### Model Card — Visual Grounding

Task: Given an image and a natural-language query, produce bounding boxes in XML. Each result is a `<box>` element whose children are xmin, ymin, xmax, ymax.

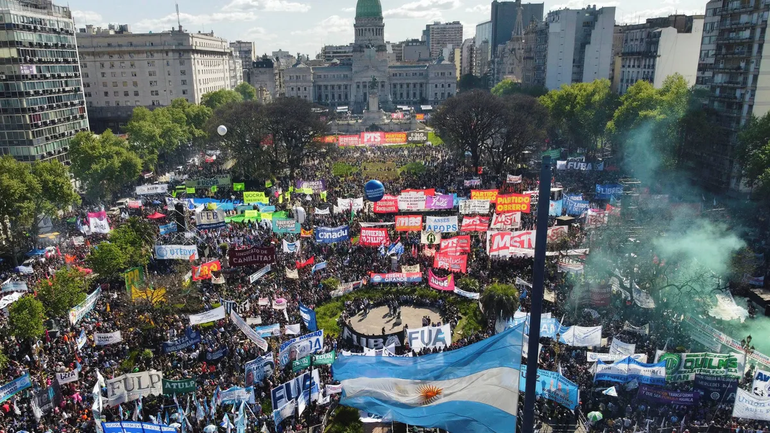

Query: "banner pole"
<box><xmin>522</xmin><ymin>156</ymin><xmax>552</xmax><ymax>433</ymax></box>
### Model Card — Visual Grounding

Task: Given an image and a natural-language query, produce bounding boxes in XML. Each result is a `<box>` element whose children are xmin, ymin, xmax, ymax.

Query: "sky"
<box><xmin>67</xmin><ymin>0</ymin><xmax>707</xmax><ymax>57</ymax></box>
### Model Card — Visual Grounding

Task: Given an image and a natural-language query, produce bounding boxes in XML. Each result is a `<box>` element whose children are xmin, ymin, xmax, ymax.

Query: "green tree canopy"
<box><xmin>267</xmin><ymin>97</ymin><xmax>330</xmax><ymax>180</ymax></box>
<box><xmin>36</xmin><ymin>268</ymin><xmax>87</xmax><ymax>318</ymax></box>
<box><xmin>201</xmin><ymin>89</ymin><xmax>243</xmax><ymax>110</ymax></box>
<box><xmin>737</xmin><ymin>112</ymin><xmax>770</xmax><ymax>196</ymax></box>
<box><xmin>109</xmin><ymin>217</ymin><xmax>155</xmax><ymax>268</ymax></box>
<box><xmin>480</xmin><ymin>282</ymin><xmax>519</xmax><ymax>320</ymax></box>
<box><xmin>207</xmin><ymin>100</ymin><xmax>272</xmax><ymax>179</ymax></box>
<box><xmin>69</xmin><ymin>130</ymin><xmax>142</xmax><ymax>203</ymax></box>
<box><xmin>0</xmin><ymin>156</ymin><xmax>43</xmax><ymax>261</ymax></box>
<box><xmin>539</xmin><ymin>79</ymin><xmax>617</xmax><ymax>157</ymax></box>
<box><xmin>458</xmin><ymin>73</ymin><xmax>488</xmax><ymax>92</ymax></box>
<box><xmin>492</xmin><ymin>79</ymin><xmax>548</xmax><ymax>98</ymax></box>
<box><xmin>30</xmin><ymin>160</ymin><xmax>81</xmax><ymax>233</ymax></box>
<box><xmin>234</xmin><ymin>82</ymin><xmax>257</xmax><ymax>101</ymax></box>
<box><xmin>86</xmin><ymin>242</ymin><xmax>127</xmax><ymax>280</ymax></box>
<box><xmin>9</xmin><ymin>296</ymin><xmax>45</xmax><ymax>340</ymax></box>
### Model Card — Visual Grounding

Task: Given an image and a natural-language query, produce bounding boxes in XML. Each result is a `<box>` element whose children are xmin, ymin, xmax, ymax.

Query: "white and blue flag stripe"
<box><xmin>332</xmin><ymin>323</ymin><xmax>525</xmax><ymax>433</ymax></box>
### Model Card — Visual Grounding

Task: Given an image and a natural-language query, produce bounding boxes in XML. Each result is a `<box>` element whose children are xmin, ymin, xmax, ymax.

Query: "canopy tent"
<box><xmin>26</xmin><ymin>249</ymin><xmax>46</xmax><ymax>257</ymax></box>
<box><xmin>147</xmin><ymin>212</ymin><xmax>167</xmax><ymax>220</ymax></box>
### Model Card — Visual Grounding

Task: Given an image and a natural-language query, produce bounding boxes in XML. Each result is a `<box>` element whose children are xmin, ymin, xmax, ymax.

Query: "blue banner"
<box><xmin>596</xmin><ymin>184</ymin><xmax>623</xmax><ymax>199</ymax></box>
<box><xmin>272</xmin><ymin>218</ymin><xmax>300</xmax><ymax>234</ymax></box>
<box><xmin>299</xmin><ymin>303</ymin><xmax>318</xmax><ymax>332</ymax></box>
<box><xmin>102</xmin><ymin>422</ymin><xmax>177</xmax><ymax>433</ymax></box>
<box><xmin>258</xmin><ymin>204</ymin><xmax>276</xmax><ymax>212</ymax></box>
<box><xmin>161</xmin><ymin>329</ymin><xmax>201</xmax><ymax>354</ymax></box>
<box><xmin>566</xmin><ymin>199</ymin><xmax>590</xmax><ymax>216</ymax></box>
<box><xmin>594</xmin><ymin>357</ymin><xmax>667</xmax><ymax>386</ymax></box>
<box><xmin>254</xmin><ymin>323</ymin><xmax>281</xmax><ymax>337</ymax></box>
<box><xmin>548</xmin><ymin>200</ymin><xmax>563</xmax><ymax>217</ymax></box>
<box><xmin>218</xmin><ymin>386</ymin><xmax>255</xmax><ymax>405</ymax></box>
<box><xmin>0</xmin><ymin>373</ymin><xmax>32</xmax><ymax>404</ymax></box>
<box><xmin>311</xmin><ymin>261</ymin><xmax>327</xmax><ymax>274</ymax></box>
<box><xmin>520</xmin><ymin>365</ymin><xmax>579</xmax><ymax>410</ymax></box>
<box><xmin>159</xmin><ymin>223</ymin><xmax>177</xmax><ymax>235</ymax></box>
<box><xmin>314</xmin><ymin>226</ymin><xmax>350</xmax><ymax>243</ymax></box>
<box><xmin>205</xmin><ymin>347</ymin><xmax>228</xmax><ymax>362</ymax></box>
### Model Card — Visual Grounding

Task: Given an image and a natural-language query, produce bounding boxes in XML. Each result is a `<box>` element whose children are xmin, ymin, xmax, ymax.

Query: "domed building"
<box><xmin>282</xmin><ymin>0</ymin><xmax>457</xmax><ymax>113</ymax></box>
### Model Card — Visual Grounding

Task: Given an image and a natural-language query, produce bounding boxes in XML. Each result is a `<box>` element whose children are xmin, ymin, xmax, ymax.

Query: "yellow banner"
<box><xmin>243</xmin><ymin>191</ymin><xmax>269</xmax><ymax>204</ymax></box>
<box><xmin>260</xmin><ymin>212</ymin><xmax>273</xmax><ymax>221</ymax></box>
<box><xmin>244</xmin><ymin>210</ymin><xmax>260</xmax><ymax>220</ymax></box>
<box><xmin>131</xmin><ymin>286</ymin><xmax>167</xmax><ymax>304</ymax></box>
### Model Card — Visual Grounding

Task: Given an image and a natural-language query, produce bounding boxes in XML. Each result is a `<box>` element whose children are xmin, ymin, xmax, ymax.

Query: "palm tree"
<box><xmin>480</xmin><ymin>282</ymin><xmax>519</xmax><ymax>321</ymax></box>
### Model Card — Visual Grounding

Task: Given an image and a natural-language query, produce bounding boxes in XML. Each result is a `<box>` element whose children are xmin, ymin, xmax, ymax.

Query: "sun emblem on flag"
<box><xmin>418</xmin><ymin>384</ymin><xmax>443</xmax><ymax>405</ymax></box>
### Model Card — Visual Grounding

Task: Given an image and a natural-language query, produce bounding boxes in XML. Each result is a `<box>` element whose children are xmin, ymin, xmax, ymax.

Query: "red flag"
<box><xmin>296</xmin><ymin>256</ymin><xmax>315</xmax><ymax>269</ymax></box>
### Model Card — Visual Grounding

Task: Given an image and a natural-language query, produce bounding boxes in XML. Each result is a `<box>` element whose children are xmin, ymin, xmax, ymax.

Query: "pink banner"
<box><xmin>425</xmin><ymin>194</ymin><xmax>454</xmax><ymax>210</ymax></box>
<box><xmin>440</xmin><ymin>235</ymin><xmax>471</xmax><ymax>255</ymax></box>
<box><xmin>428</xmin><ymin>270</ymin><xmax>455</xmax><ymax>291</ymax></box>
<box><xmin>359</xmin><ymin>228</ymin><xmax>390</xmax><ymax>246</ymax></box>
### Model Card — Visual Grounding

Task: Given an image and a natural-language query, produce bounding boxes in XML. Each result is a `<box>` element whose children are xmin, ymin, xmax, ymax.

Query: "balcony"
<box><xmin>715</xmin><ymin>50</ymin><xmax>753</xmax><ymax>58</ymax></box>
<box><xmin>720</xmin><ymin>20</ymin><xmax>755</xmax><ymax>29</ymax></box>
<box><xmin>719</xmin><ymin>4</ymin><xmax>756</xmax><ymax>15</ymax></box>
<box><xmin>713</xmin><ymin>80</ymin><xmax>747</xmax><ymax>87</ymax></box>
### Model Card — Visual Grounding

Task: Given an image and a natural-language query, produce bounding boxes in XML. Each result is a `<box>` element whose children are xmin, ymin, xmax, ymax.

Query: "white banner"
<box><xmin>587</xmin><ymin>352</ymin><xmax>648</xmax><ymax>363</ymax></box>
<box><xmin>425</xmin><ymin>216</ymin><xmax>458</xmax><ymax>233</ymax></box>
<box><xmin>458</xmin><ymin>199</ymin><xmax>490</xmax><ymax>215</ymax></box>
<box><xmin>734</xmin><ymin>388</ymin><xmax>770</xmax><ymax>421</ymax></box>
<box><xmin>230</xmin><ymin>310</ymin><xmax>268</xmax><ymax>351</ymax></box>
<box><xmin>405</xmin><ymin>324</ymin><xmax>451</xmax><ymax>351</ymax></box>
<box><xmin>420</xmin><ymin>230</ymin><xmax>442</xmax><ymax>245</ymax></box>
<box><xmin>286</xmin><ymin>268</ymin><xmax>299</xmax><ymax>279</ymax></box>
<box><xmin>56</xmin><ymin>370</ymin><xmax>79</xmax><ymax>385</ymax></box>
<box><xmin>401</xmin><ymin>264</ymin><xmax>420</xmax><ymax>273</ymax></box>
<box><xmin>106</xmin><ymin>371</ymin><xmax>163</xmax><ymax>406</ymax></box>
<box><xmin>633</xmin><ymin>285</ymin><xmax>656</xmax><ymax>309</ymax></box>
<box><xmin>753</xmin><ymin>369</ymin><xmax>770</xmax><ymax>397</ymax></box>
<box><xmin>285</xmin><ymin>324</ymin><xmax>301</xmax><ymax>335</ymax></box>
<box><xmin>135</xmin><ymin>184</ymin><xmax>169</xmax><ymax>195</ymax></box>
<box><xmin>325</xmin><ymin>384</ymin><xmax>342</xmax><ymax>395</ymax></box>
<box><xmin>89</xmin><ymin>215</ymin><xmax>111</xmax><ymax>234</ymax></box>
<box><xmin>189</xmin><ymin>306</ymin><xmax>225</xmax><ymax>326</ymax></box>
<box><xmin>154</xmin><ymin>245</ymin><xmax>199</xmax><ymax>260</ymax></box>
<box><xmin>489</xmin><ymin>212</ymin><xmax>521</xmax><ymax>230</ymax></box>
<box><xmin>94</xmin><ymin>331</ymin><xmax>122</xmax><ymax>346</ymax></box>
<box><xmin>195</xmin><ymin>209</ymin><xmax>226</xmax><ymax>228</ymax></box>
<box><xmin>69</xmin><ymin>286</ymin><xmax>101</xmax><ymax>325</ymax></box>
<box><xmin>282</xmin><ymin>240</ymin><xmax>301</xmax><ymax>254</ymax></box>
<box><xmin>559</xmin><ymin>326</ymin><xmax>602</xmax><ymax>347</ymax></box>
<box><xmin>609</xmin><ymin>338</ymin><xmax>636</xmax><ymax>356</ymax></box>
<box><xmin>248</xmin><ymin>265</ymin><xmax>271</xmax><ymax>283</ymax></box>
<box><xmin>397</xmin><ymin>193</ymin><xmax>426</xmax><ymax>211</ymax></box>
<box><xmin>0</xmin><ymin>292</ymin><xmax>24</xmax><ymax>310</ymax></box>
<box><xmin>314</xmin><ymin>207</ymin><xmax>330</xmax><ymax>215</ymax></box>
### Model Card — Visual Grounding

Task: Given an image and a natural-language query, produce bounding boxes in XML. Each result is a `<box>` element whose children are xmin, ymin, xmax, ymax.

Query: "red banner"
<box><xmin>395</xmin><ymin>215</ymin><xmax>423</xmax><ymax>232</ymax></box>
<box><xmin>401</xmin><ymin>188</ymin><xmax>435</xmax><ymax>196</ymax></box>
<box><xmin>360</xmin><ymin>131</ymin><xmax>385</xmax><ymax>145</ymax></box>
<box><xmin>461</xmin><ymin>216</ymin><xmax>489</xmax><ymax>232</ymax></box>
<box><xmin>373</xmin><ymin>197</ymin><xmax>399</xmax><ymax>213</ymax></box>
<box><xmin>428</xmin><ymin>269</ymin><xmax>455</xmax><ymax>291</ymax></box>
<box><xmin>338</xmin><ymin>135</ymin><xmax>360</xmax><ymax>146</ymax></box>
<box><xmin>296</xmin><ymin>256</ymin><xmax>315</xmax><ymax>269</ymax></box>
<box><xmin>496</xmin><ymin>194</ymin><xmax>531</xmax><ymax>213</ymax></box>
<box><xmin>433</xmin><ymin>252</ymin><xmax>467</xmax><ymax>273</ymax></box>
<box><xmin>471</xmin><ymin>189</ymin><xmax>498</xmax><ymax>203</ymax></box>
<box><xmin>360</xmin><ymin>228</ymin><xmax>390</xmax><ymax>246</ymax></box>
<box><xmin>192</xmin><ymin>260</ymin><xmax>221</xmax><ymax>281</ymax></box>
<box><xmin>440</xmin><ymin>235</ymin><xmax>471</xmax><ymax>255</ymax></box>
<box><xmin>489</xmin><ymin>212</ymin><xmax>521</xmax><ymax>230</ymax></box>
<box><xmin>301</xmin><ymin>228</ymin><xmax>313</xmax><ymax>238</ymax></box>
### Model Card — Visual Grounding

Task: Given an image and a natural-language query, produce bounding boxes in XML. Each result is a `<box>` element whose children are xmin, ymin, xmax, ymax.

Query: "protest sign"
<box><xmin>189</xmin><ymin>306</ymin><xmax>225</xmax><ymax>325</ymax></box>
<box><xmin>106</xmin><ymin>371</ymin><xmax>163</xmax><ymax>406</ymax></box>
<box><xmin>228</xmin><ymin>246</ymin><xmax>276</xmax><ymax>267</ymax></box>
<box><xmin>658</xmin><ymin>352</ymin><xmax>745</xmax><ymax>382</ymax></box>
<box><xmin>162</xmin><ymin>378</ymin><xmax>197</xmax><ymax>395</ymax></box>
<box><xmin>405</xmin><ymin>324</ymin><xmax>451</xmax><ymax>350</ymax></box>
<box><xmin>519</xmin><ymin>365</ymin><xmax>579</xmax><ymax>410</ymax></box>
<box><xmin>315</xmin><ymin>226</ymin><xmax>350</xmax><ymax>243</ymax></box>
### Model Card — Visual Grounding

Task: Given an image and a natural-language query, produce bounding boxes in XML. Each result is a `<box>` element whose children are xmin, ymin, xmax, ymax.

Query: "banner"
<box><xmin>278</xmin><ymin>330</ymin><xmax>324</xmax><ymax>366</ymax></box>
<box><xmin>157</xmin><ymin>222</ymin><xmax>177</xmax><ymax>235</ymax></box>
<box><xmin>162</xmin><ymin>378</ymin><xmax>197</xmax><ymax>395</ymax></box>
<box><xmin>369</xmin><ymin>272</ymin><xmax>422</xmax><ymax>284</ymax></box>
<box><xmin>373</xmin><ymin>197</ymin><xmax>399</xmax><ymax>213</ymax></box>
<box><xmin>401</xmin><ymin>264</ymin><xmax>420</xmax><ymax>273</ymax></box>
<box><xmin>587</xmin><ymin>352</ymin><xmax>647</xmax><ymax>363</ymax></box>
<box><xmin>189</xmin><ymin>306</ymin><xmax>225</xmax><ymax>325</ymax></box>
<box><xmin>0</xmin><ymin>374</ymin><xmax>32</xmax><ymax>404</ymax></box>
<box><xmin>637</xmin><ymin>384</ymin><xmax>700</xmax><ymax>406</ymax></box>
<box><xmin>295</xmin><ymin>180</ymin><xmax>326</xmax><ymax>193</ymax></box>
<box><xmin>95</xmin><ymin>331</ymin><xmax>122</xmax><ymax>346</ymax></box>
<box><xmin>245</xmin><ymin>354</ymin><xmax>275</xmax><ymax>386</ymax></box>
<box><xmin>243</xmin><ymin>191</ymin><xmax>269</xmax><ymax>204</ymax></box>
<box><xmin>459</xmin><ymin>199</ymin><xmax>490</xmax><ymax>215</ymax></box>
<box><xmin>439</xmin><ymin>235</ymin><xmax>471</xmax><ymax>255</ymax></box>
<box><xmin>566</xmin><ymin>199</ymin><xmax>590</xmax><ymax>216</ymax></box>
<box><xmin>496</xmin><ymin>194</ymin><xmax>531</xmax><ymax>213</ymax></box>
<box><xmin>254</xmin><ymin>324</ymin><xmax>281</xmax><ymax>337</ymax></box>
<box><xmin>315</xmin><ymin>226</ymin><xmax>349</xmax><ymax>243</ymax></box>
<box><xmin>102</xmin><ymin>422</ymin><xmax>178</xmax><ymax>433</ymax></box>
<box><xmin>609</xmin><ymin>338</ymin><xmax>636</xmax><ymax>357</ymax></box>
<box><xmin>192</xmin><ymin>259</ymin><xmax>221</xmax><ymax>281</ymax></box>
<box><xmin>694</xmin><ymin>374</ymin><xmax>737</xmax><ymax>403</ymax></box>
<box><xmin>271</xmin><ymin>372</ymin><xmax>310</xmax><ymax>411</ymax></box>
<box><xmin>56</xmin><ymin>370</ymin><xmax>78</xmax><ymax>385</ymax></box>
<box><xmin>425</xmin><ymin>216</ymin><xmax>458</xmax><ymax>233</ymax></box>
<box><xmin>507</xmin><ymin>174</ymin><xmax>522</xmax><ymax>184</ymax></box>
<box><xmin>428</xmin><ymin>270</ymin><xmax>455</xmax><ymax>291</ymax></box>
<box><xmin>106</xmin><ymin>371</ymin><xmax>163</xmax><ymax>406</ymax></box>
<box><xmin>658</xmin><ymin>352</ymin><xmax>745</xmax><ymax>382</ymax></box>
<box><xmin>549</xmin><ymin>200</ymin><xmax>563</xmax><ymax>216</ymax></box>
<box><xmin>407</xmin><ymin>131</ymin><xmax>428</xmax><ymax>143</ymax></box>
<box><xmin>230</xmin><ymin>310</ymin><xmax>268</xmax><ymax>351</ymax></box>
<box><xmin>331</xmin><ymin>280</ymin><xmax>364</xmax><ymax>297</ymax></box>
<box><xmin>463</xmin><ymin>178</ymin><xmax>481</xmax><ymax>187</ymax></box>
<box><xmin>272</xmin><ymin>218</ymin><xmax>300</xmax><ymax>234</ymax></box>
<box><xmin>312</xmin><ymin>351</ymin><xmax>336</xmax><ymax>365</ymax></box>
<box><xmin>594</xmin><ymin>357</ymin><xmax>667</xmax><ymax>385</ymax></box>
<box><xmin>359</xmin><ymin>228</ymin><xmax>390</xmax><ymax>246</ymax></box>
<box><xmin>421</xmin><ymin>230</ymin><xmax>442</xmax><ymax>245</ymax></box>
<box><xmin>292</xmin><ymin>356</ymin><xmax>312</xmax><ymax>373</ymax></box>
<box><xmin>228</xmin><ymin>246</ymin><xmax>276</xmax><ymax>267</ymax></box>
<box><xmin>218</xmin><ymin>386</ymin><xmax>255</xmax><ymax>406</ymax></box>
<box><xmin>339</xmin><ymin>135</ymin><xmax>361</xmax><ymax>147</ymax></box>
<box><xmin>461</xmin><ymin>215</ymin><xmax>489</xmax><ymax>232</ymax></box>
<box><xmin>405</xmin><ymin>324</ymin><xmax>451</xmax><ymax>350</ymax></box>
<box><xmin>154</xmin><ymin>245</ymin><xmax>198</xmax><ymax>260</ymax></box>
<box><xmin>596</xmin><ymin>184</ymin><xmax>623</xmax><ymax>199</ymax></box>
<box><xmin>135</xmin><ymin>184</ymin><xmax>169</xmax><ymax>195</ymax></box>
<box><xmin>454</xmin><ymin>287</ymin><xmax>480</xmax><ymax>300</ymax></box>
<box><xmin>425</xmin><ymin>194</ymin><xmax>454</xmax><ymax>210</ymax></box>
<box><xmin>489</xmin><ymin>212</ymin><xmax>521</xmax><ymax>230</ymax></box>
<box><xmin>186</xmin><ymin>174</ymin><xmax>231</xmax><ymax>189</ymax></box>
<box><xmin>733</xmin><ymin>388</ymin><xmax>770</xmax><ymax>421</ymax></box>
<box><xmin>754</xmin><ymin>370</ymin><xmax>770</xmax><ymax>397</ymax></box>
<box><xmin>360</xmin><ymin>131</ymin><xmax>385</xmax><ymax>145</ymax></box>
<box><xmin>684</xmin><ymin>315</ymin><xmax>770</xmax><ymax>369</ymax></box>
<box><xmin>299</xmin><ymin>303</ymin><xmax>318</xmax><ymax>332</ymax></box>
<box><xmin>471</xmin><ymin>189</ymin><xmax>498</xmax><ymax>203</ymax></box>
<box><xmin>286</xmin><ymin>268</ymin><xmax>299</xmax><ymax>280</ymax></box>
<box><xmin>398</xmin><ymin>193</ymin><xmax>426</xmax><ymax>211</ymax></box>
<box><xmin>162</xmin><ymin>330</ymin><xmax>201</xmax><ymax>354</ymax></box>
<box><xmin>433</xmin><ymin>252</ymin><xmax>467</xmax><ymax>273</ymax></box>
<box><xmin>69</xmin><ymin>286</ymin><xmax>101</xmax><ymax>325</ymax></box>
<box><xmin>519</xmin><ymin>365</ymin><xmax>579</xmax><ymax>410</ymax></box>
<box><xmin>559</xmin><ymin>325</ymin><xmax>602</xmax><ymax>347</ymax></box>
<box><xmin>88</xmin><ymin>211</ymin><xmax>111</xmax><ymax>234</ymax></box>
<box><xmin>395</xmin><ymin>215</ymin><xmax>423</xmax><ymax>231</ymax></box>
<box><xmin>340</xmin><ymin>324</ymin><xmax>404</xmax><ymax>349</ymax></box>
<box><xmin>282</xmin><ymin>240</ymin><xmax>301</xmax><ymax>255</ymax></box>
<box><xmin>195</xmin><ymin>209</ymin><xmax>226</xmax><ymax>230</ymax></box>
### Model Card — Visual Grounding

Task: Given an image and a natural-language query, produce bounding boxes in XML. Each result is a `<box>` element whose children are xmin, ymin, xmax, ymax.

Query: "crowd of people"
<box><xmin>0</xmin><ymin>144</ymin><xmax>766</xmax><ymax>433</ymax></box>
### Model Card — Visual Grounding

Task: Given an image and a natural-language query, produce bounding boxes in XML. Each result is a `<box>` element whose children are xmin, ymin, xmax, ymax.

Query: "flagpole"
<box><xmin>522</xmin><ymin>156</ymin><xmax>552</xmax><ymax>433</ymax></box>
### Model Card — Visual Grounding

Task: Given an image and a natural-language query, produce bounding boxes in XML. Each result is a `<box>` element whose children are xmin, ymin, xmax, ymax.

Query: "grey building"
<box><xmin>249</xmin><ymin>55</ymin><xmax>276</xmax><ymax>103</ymax></box>
<box><xmin>0</xmin><ymin>0</ymin><xmax>89</xmax><ymax>163</ymax></box>
<box><xmin>490</xmin><ymin>0</ymin><xmax>544</xmax><ymax>52</ymax></box>
<box><xmin>424</xmin><ymin>21</ymin><xmax>463</xmax><ymax>59</ymax></box>
<box><xmin>402</xmin><ymin>39</ymin><xmax>430</xmax><ymax>62</ymax></box>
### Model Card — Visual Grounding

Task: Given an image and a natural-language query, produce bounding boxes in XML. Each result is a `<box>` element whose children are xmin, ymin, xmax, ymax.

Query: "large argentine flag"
<box><xmin>332</xmin><ymin>323</ymin><xmax>524</xmax><ymax>433</ymax></box>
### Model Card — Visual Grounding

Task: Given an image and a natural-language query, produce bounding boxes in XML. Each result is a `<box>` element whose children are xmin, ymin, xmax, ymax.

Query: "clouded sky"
<box><xmin>68</xmin><ymin>0</ymin><xmax>707</xmax><ymax>57</ymax></box>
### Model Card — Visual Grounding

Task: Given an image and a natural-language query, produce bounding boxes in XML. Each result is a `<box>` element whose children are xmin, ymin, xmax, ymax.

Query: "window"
<box><xmin>151</xmin><ymin>90</ymin><xmax>159</xmax><ymax>96</ymax></box>
<box><xmin>101</xmin><ymin>72</ymin><xmax>106</xmax><ymax>78</ymax></box>
<box><xmin>179</xmin><ymin>60</ymin><xmax>185</xmax><ymax>65</ymax></box>
<box><xmin>131</xmin><ymin>72</ymin><xmax>137</xmax><ymax>77</ymax></box>
<box><xmin>148</xmin><ymin>71</ymin><xmax>157</xmax><ymax>77</ymax></box>
<box><xmin>132</xmin><ymin>81</ymin><xmax>138</xmax><ymax>87</ymax></box>
<box><xmin>180</xmin><ymin>70</ymin><xmax>186</xmax><ymax>76</ymax></box>
<box><xmin>135</xmin><ymin>100</ymin><xmax>141</xmax><ymax>105</ymax></box>
<box><xmin>115</xmin><ymin>101</ymin><xmax>120</xmax><ymax>106</ymax></box>
<box><xmin>152</xmin><ymin>99</ymin><xmax>160</xmax><ymax>105</ymax></box>
<box><xmin>103</xmin><ymin>91</ymin><xmax>108</xmax><ymax>97</ymax></box>
<box><xmin>147</xmin><ymin>61</ymin><xmax>156</xmax><ymax>67</ymax></box>
<box><xmin>125</xmin><ymin>101</ymin><xmax>131</xmax><ymax>106</ymax></box>
<box><xmin>121</xmin><ymin>72</ymin><xmax>127</xmax><ymax>77</ymax></box>
<box><xmin>83</xmin><ymin>72</ymin><xmax>89</xmax><ymax>78</ymax></box>
<box><xmin>134</xmin><ymin>91</ymin><xmax>139</xmax><ymax>96</ymax></box>
<box><xmin>112</xmin><ymin>82</ymin><xmax>118</xmax><ymax>87</ymax></box>
<box><xmin>130</xmin><ymin>61</ymin><xmax>136</xmax><ymax>68</ymax></box>
<box><xmin>120</xmin><ymin>62</ymin><xmax>125</xmax><ymax>68</ymax></box>
<box><xmin>122</xmin><ymin>81</ymin><xmax>127</xmax><ymax>87</ymax></box>
<box><xmin>181</xmin><ymin>80</ymin><xmax>187</xmax><ymax>85</ymax></box>
<box><xmin>124</xmin><ymin>91</ymin><xmax>129</xmax><ymax>96</ymax></box>
<box><xmin>85</xmin><ymin>92</ymin><xmax>92</xmax><ymax>97</ymax></box>
<box><xmin>182</xmin><ymin>89</ymin><xmax>188</xmax><ymax>95</ymax></box>
<box><xmin>113</xmin><ymin>91</ymin><xmax>119</xmax><ymax>96</ymax></box>
<box><xmin>109</xmin><ymin>62</ymin><xmax>115</xmax><ymax>68</ymax></box>
<box><xmin>105</xmin><ymin>101</ymin><xmax>110</xmax><ymax>106</ymax></box>
<box><xmin>102</xmin><ymin>82</ymin><xmax>107</xmax><ymax>87</ymax></box>
<box><xmin>149</xmin><ymin>81</ymin><xmax>158</xmax><ymax>87</ymax></box>
<box><xmin>167</xmin><ymin>70</ymin><xmax>171</xmax><ymax>76</ymax></box>
<box><xmin>99</xmin><ymin>62</ymin><xmax>105</xmax><ymax>68</ymax></box>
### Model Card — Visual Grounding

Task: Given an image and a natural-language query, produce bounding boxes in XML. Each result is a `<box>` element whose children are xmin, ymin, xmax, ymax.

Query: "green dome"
<box><xmin>356</xmin><ymin>0</ymin><xmax>383</xmax><ymax>18</ymax></box>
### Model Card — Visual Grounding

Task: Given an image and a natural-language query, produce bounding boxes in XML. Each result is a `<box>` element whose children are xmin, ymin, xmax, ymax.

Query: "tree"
<box><xmin>29</xmin><ymin>160</ymin><xmax>81</xmax><ymax>237</ymax></box>
<box><xmin>737</xmin><ymin>112</ymin><xmax>770</xmax><ymax>196</ymax></box>
<box><xmin>207</xmin><ymin>100</ymin><xmax>273</xmax><ymax>179</ymax></box>
<box><xmin>0</xmin><ymin>156</ymin><xmax>42</xmax><ymax>263</ymax></box>
<box><xmin>266</xmin><ymin>97</ymin><xmax>330</xmax><ymax>180</ymax></box>
<box><xmin>458</xmin><ymin>73</ymin><xmax>489</xmax><ymax>92</ymax></box>
<box><xmin>234</xmin><ymin>82</ymin><xmax>257</xmax><ymax>101</ymax></box>
<box><xmin>69</xmin><ymin>130</ymin><xmax>142</xmax><ymax>203</ymax></box>
<box><xmin>36</xmin><ymin>268</ymin><xmax>87</xmax><ymax>318</ymax></box>
<box><xmin>109</xmin><ymin>217</ymin><xmax>155</xmax><ymax>268</ymax></box>
<box><xmin>491</xmin><ymin>79</ymin><xmax>548</xmax><ymax>98</ymax></box>
<box><xmin>86</xmin><ymin>242</ymin><xmax>127</xmax><ymax>280</ymax></box>
<box><xmin>9</xmin><ymin>296</ymin><xmax>45</xmax><ymax>340</ymax></box>
<box><xmin>431</xmin><ymin>90</ymin><xmax>507</xmax><ymax>169</ymax></box>
<box><xmin>201</xmin><ymin>89</ymin><xmax>243</xmax><ymax>110</ymax></box>
<box><xmin>539</xmin><ymin>79</ymin><xmax>617</xmax><ymax>157</ymax></box>
<box><xmin>480</xmin><ymin>283</ymin><xmax>519</xmax><ymax>321</ymax></box>
<box><xmin>483</xmin><ymin>94</ymin><xmax>549</xmax><ymax>176</ymax></box>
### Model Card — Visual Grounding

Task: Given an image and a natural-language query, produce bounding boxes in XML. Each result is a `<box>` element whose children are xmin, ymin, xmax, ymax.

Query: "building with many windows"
<box><xmin>0</xmin><ymin>0</ymin><xmax>89</xmax><ymax>162</ymax></box>
<box><xmin>424</xmin><ymin>21</ymin><xmax>463</xmax><ymax>59</ymax></box>
<box><xmin>77</xmin><ymin>25</ymin><xmax>239</xmax><ymax>132</ymax></box>
<box><xmin>282</xmin><ymin>0</ymin><xmax>456</xmax><ymax>111</ymax></box>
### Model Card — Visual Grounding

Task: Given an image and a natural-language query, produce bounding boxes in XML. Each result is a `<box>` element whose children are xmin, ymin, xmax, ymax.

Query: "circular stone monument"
<box><xmin>349</xmin><ymin>305</ymin><xmax>441</xmax><ymax>334</ymax></box>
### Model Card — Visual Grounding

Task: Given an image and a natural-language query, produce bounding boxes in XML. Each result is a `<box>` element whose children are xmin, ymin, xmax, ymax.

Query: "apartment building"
<box><xmin>424</xmin><ymin>21</ymin><xmax>463</xmax><ymax>59</ymax></box>
<box><xmin>77</xmin><ymin>25</ymin><xmax>239</xmax><ymax>132</ymax></box>
<box><xmin>0</xmin><ymin>0</ymin><xmax>89</xmax><ymax>162</ymax></box>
